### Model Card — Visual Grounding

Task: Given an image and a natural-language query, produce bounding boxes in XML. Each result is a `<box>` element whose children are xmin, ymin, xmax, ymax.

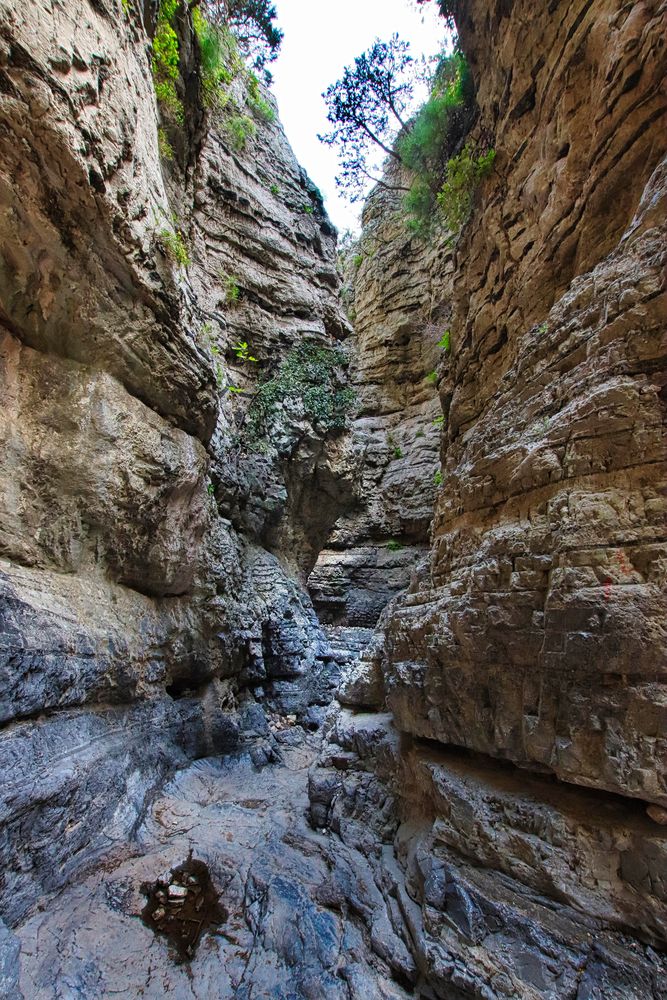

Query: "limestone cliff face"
<box><xmin>1</xmin><ymin>0</ymin><xmax>666</xmax><ymax>996</ymax></box>
<box><xmin>312</xmin><ymin>1</ymin><xmax>667</xmax><ymax>996</ymax></box>
<box><xmin>382</xmin><ymin>0</ymin><xmax>667</xmax><ymax>807</ymax></box>
<box><xmin>0</xmin><ymin>0</ymin><xmax>353</xmax><ymax>922</ymax></box>
<box><xmin>308</xmin><ymin>169</ymin><xmax>448</xmax><ymax>629</ymax></box>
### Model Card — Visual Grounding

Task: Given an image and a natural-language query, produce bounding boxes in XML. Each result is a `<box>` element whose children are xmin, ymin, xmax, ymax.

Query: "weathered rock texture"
<box><xmin>311</xmin><ymin>711</ymin><xmax>667</xmax><ymax>1000</ymax></box>
<box><xmin>317</xmin><ymin>0</ymin><xmax>667</xmax><ymax>996</ymax></box>
<box><xmin>384</xmin><ymin>0</ymin><xmax>667</xmax><ymax>804</ymax></box>
<box><xmin>0</xmin><ymin>0</ymin><xmax>354</xmax><ymax>931</ymax></box>
<box><xmin>1</xmin><ymin>0</ymin><xmax>666</xmax><ymax>997</ymax></box>
<box><xmin>308</xmin><ymin>173</ymin><xmax>448</xmax><ymax>629</ymax></box>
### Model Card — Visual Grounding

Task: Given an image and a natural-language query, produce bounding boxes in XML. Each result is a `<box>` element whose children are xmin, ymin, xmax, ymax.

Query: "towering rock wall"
<box><xmin>383</xmin><ymin>0</ymin><xmax>667</xmax><ymax>805</ymax></box>
<box><xmin>308</xmin><ymin>169</ymin><xmax>447</xmax><ymax>630</ymax></box>
<box><xmin>313</xmin><ymin>1</ymin><xmax>667</xmax><ymax>996</ymax></box>
<box><xmin>0</xmin><ymin>0</ymin><xmax>353</xmax><ymax>922</ymax></box>
<box><xmin>1</xmin><ymin>0</ymin><xmax>665</xmax><ymax>996</ymax></box>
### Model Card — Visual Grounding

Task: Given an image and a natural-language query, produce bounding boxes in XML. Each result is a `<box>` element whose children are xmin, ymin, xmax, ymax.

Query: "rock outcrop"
<box><xmin>383</xmin><ymin>0</ymin><xmax>667</xmax><ymax>806</ymax></box>
<box><xmin>308</xmin><ymin>175</ymin><xmax>447</xmax><ymax>630</ymax></box>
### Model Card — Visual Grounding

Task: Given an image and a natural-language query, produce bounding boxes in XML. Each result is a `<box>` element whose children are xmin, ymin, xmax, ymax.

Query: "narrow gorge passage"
<box><xmin>1</xmin><ymin>0</ymin><xmax>666</xmax><ymax>998</ymax></box>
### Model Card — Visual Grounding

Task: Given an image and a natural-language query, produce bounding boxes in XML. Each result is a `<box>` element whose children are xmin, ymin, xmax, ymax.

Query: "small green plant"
<box><xmin>352</xmin><ymin>253</ymin><xmax>364</xmax><ymax>269</ymax></box>
<box><xmin>157</xmin><ymin>126</ymin><xmax>174</xmax><ymax>160</ymax></box>
<box><xmin>437</xmin><ymin>330</ymin><xmax>451</xmax><ymax>352</ymax></box>
<box><xmin>433</xmin><ymin>415</ymin><xmax>445</xmax><ymax>428</ymax></box>
<box><xmin>221</xmin><ymin>273</ymin><xmax>241</xmax><ymax>305</ymax></box>
<box><xmin>403</xmin><ymin>177</ymin><xmax>435</xmax><ymax>237</ymax></box>
<box><xmin>393</xmin><ymin>446</ymin><xmax>403</xmax><ymax>459</ymax></box>
<box><xmin>233</xmin><ymin>340</ymin><xmax>257</xmax><ymax>362</ymax></box>
<box><xmin>303</xmin><ymin>205</ymin><xmax>315</xmax><ymax>215</ymax></box>
<box><xmin>434</xmin><ymin>470</ymin><xmax>443</xmax><ymax>487</ymax></box>
<box><xmin>152</xmin><ymin>0</ymin><xmax>184</xmax><ymax>123</ymax></box>
<box><xmin>199</xmin><ymin>321</ymin><xmax>225</xmax><ymax>382</ymax></box>
<box><xmin>387</xmin><ymin>539</ymin><xmax>404</xmax><ymax>552</ymax></box>
<box><xmin>426</xmin><ymin>370</ymin><xmax>438</xmax><ymax>384</ymax></box>
<box><xmin>415</xmin><ymin>429</ymin><xmax>425</xmax><ymax>438</ymax></box>
<box><xmin>206</xmin><ymin>482</ymin><xmax>215</xmax><ymax>496</ymax></box>
<box><xmin>537</xmin><ymin>322</ymin><xmax>548</xmax><ymax>335</ymax></box>
<box><xmin>437</xmin><ymin>144</ymin><xmax>496</xmax><ymax>232</ymax></box>
<box><xmin>200</xmin><ymin>321</ymin><xmax>218</xmax><ymax>351</ymax></box>
<box><xmin>270</xmin><ymin>183</ymin><xmax>280</xmax><ymax>195</ymax></box>
<box><xmin>121</xmin><ymin>0</ymin><xmax>130</xmax><ymax>12</ymax></box>
<box><xmin>225</xmin><ymin>113</ymin><xmax>256</xmax><ymax>150</ymax></box>
<box><xmin>227</xmin><ymin>385</ymin><xmax>246</xmax><ymax>394</ymax></box>
<box><xmin>247</xmin><ymin>72</ymin><xmax>276</xmax><ymax>121</ymax></box>
<box><xmin>158</xmin><ymin>227</ymin><xmax>189</xmax><ymax>267</ymax></box>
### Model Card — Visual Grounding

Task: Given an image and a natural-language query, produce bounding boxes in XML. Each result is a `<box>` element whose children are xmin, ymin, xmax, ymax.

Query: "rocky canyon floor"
<box><xmin>10</xmin><ymin>719</ymin><xmax>412</xmax><ymax>1000</ymax></box>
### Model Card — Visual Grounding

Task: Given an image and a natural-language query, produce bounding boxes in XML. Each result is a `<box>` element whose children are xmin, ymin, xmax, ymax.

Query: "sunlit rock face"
<box><xmin>382</xmin><ymin>0</ymin><xmax>667</xmax><ymax>805</ymax></box>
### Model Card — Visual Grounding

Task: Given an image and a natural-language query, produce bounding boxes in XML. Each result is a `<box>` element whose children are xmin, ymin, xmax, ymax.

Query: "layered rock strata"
<box><xmin>0</xmin><ymin>0</ymin><xmax>666</xmax><ymax>997</ymax></box>
<box><xmin>383</xmin><ymin>0</ymin><xmax>667</xmax><ymax>803</ymax></box>
<box><xmin>308</xmin><ymin>175</ymin><xmax>449</xmax><ymax>630</ymax></box>
<box><xmin>0</xmin><ymin>0</ymin><xmax>354</xmax><ymax>925</ymax></box>
<box><xmin>313</xmin><ymin>0</ymin><xmax>667</xmax><ymax>996</ymax></box>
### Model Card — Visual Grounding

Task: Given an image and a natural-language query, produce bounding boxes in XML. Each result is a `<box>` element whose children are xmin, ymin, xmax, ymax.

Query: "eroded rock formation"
<box><xmin>0</xmin><ymin>0</ymin><xmax>665</xmax><ymax>998</ymax></box>
<box><xmin>0</xmin><ymin>0</ymin><xmax>354</xmax><ymax>931</ymax></box>
<box><xmin>312</xmin><ymin>1</ymin><xmax>667</xmax><ymax>997</ymax></box>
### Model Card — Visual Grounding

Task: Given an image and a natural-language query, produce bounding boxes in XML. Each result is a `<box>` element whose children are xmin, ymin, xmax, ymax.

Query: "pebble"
<box><xmin>168</xmin><ymin>884</ymin><xmax>188</xmax><ymax>900</ymax></box>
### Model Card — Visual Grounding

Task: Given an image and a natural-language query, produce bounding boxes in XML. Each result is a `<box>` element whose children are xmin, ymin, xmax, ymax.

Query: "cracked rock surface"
<box><xmin>11</xmin><ymin>732</ymin><xmax>411</xmax><ymax>1000</ymax></box>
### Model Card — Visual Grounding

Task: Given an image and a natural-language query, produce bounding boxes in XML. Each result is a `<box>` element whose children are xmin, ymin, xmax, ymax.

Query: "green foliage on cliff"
<box><xmin>152</xmin><ymin>0</ymin><xmax>278</xmax><ymax>151</ymax></box>
<box><xmin>320</xmin><ymin>32</ymin><xmax>497</xmax><ymax>238</ymax></box>
<box><xmin>226</xmin><ymin>113</ymin><xmax>257</xmax><ymax>148</ymax></box>
<box><xmin>157</xmin><ymin>126</ymin><xmax>174</xmax><ymax>160</ymax></box>
<box><xmin>194</xmin><ymin>10</ymin><xmax>242</xmax><ymax>105</ymax></box>
<box><xmin>398</xmin><ymin>53</ymin><xmax>470</xmax><ymax>174</ymax></box>
<box><xmin>152</xmin><ymin>0</ymin><xmax>184</xmax><ymax>123</ymax></box>
<box><xmin>221</xmin><ymin>272</ymin><xmax>241</xmax><ymax>304</ymax></box>
<box><xmin>201</xmin><ymin>0</ymin><xmax>283</xmax><ymax>78</ymax></box>
<box><xmin>437</xmin><ymin>143</ymin><xmax>495</xmax><ymax>230</ymax></box>
<box><xmin>233</xmin><ymin>340</ymin><xmax>257</xmax><ymax>362</ymax></box>
<box><xmin>399</xmin><ymin>51</ymin><xmax>477</xmax><ymax>235</ymax></box>
<box><xmin>319</xmin><ymin>35</ymin><xmax>414</xmax><ymax>202</ymax></box>
<box><xmin>192</xmin><ymin>8</ymin><xmax>274</xmax><ymax>151</ymax></box>
<box><xmin>158</xmin><ymin>226</ymin><xmax>189</xmax><ymax>267</ymax></box>
<box><xmin>244</xmin><ymin>343</ymin><xmax>356</xmax><ymax>448</ymax></box>
<box><xmin>247</xmin><ymin>71</ymin><xmax>275</xmax><ymax>121</ymax></box>
<box><xmin>437</xmin><ymin>330</ymin><xmax>451</xmax><ymax>351</ymax></box>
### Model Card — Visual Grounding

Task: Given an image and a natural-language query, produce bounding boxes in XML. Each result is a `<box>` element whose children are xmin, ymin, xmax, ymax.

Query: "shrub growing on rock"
<box><xmin>152</xmin><ymin>0</ymin><xmax>184</xmax><ymax>122</ymax></box>
<box><xmin>158</xmin><ymin>226</ymin><xmax>189</xmax><ymax>267</ymax></box>
<box><xmin>437</xmin><ymin>143</ymin><xmax>496</xmax><ymax>230</ymax></box>
<box><xmin>244</xmin><ymin>343</ymin><xmax>356</xmax><ymax>449</ymax></box>
<box><xmin>398</xmin><ymin>51</ymin><xmax>476</xmax><ymax>234</ymax></box>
